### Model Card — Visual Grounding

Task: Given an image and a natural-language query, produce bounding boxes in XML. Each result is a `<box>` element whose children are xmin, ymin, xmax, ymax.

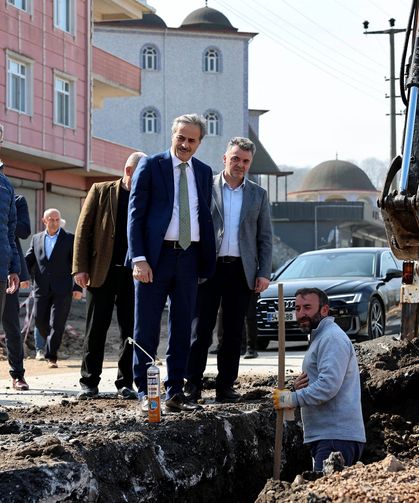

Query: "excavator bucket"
<box><xmin>378</xmin><ymin>155</ymin><xmax>419</xmax><ymax>260</ymax></box>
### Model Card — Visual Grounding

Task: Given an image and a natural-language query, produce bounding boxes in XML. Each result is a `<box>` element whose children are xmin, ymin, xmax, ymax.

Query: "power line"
<box><xmin>215</xmin><ymin>0</ymin><xmax>384</xmax><ymax>102</ymax></box>
<box><xmin>247</xmin><ymin>0</ymin><xmax>381</xmax><ymax>78</ymax></box>
<box><xmin>279</xmin><ymin>0</ymin><xmax>384</xmax><ymax>69</ymax></box>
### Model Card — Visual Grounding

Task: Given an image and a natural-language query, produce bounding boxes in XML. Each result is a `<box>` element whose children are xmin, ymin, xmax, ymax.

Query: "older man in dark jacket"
<box><xmin>73</xmin><ymin>151</ymin><xmax>146</xmax><ymax>400</ymax></box>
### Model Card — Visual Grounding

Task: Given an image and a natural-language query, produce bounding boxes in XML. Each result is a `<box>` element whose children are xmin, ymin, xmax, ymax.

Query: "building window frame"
<box><xmin>8</xmin><ymin>0</ymin><xmax>31</xmax><ymax>13</ymax></box>
<box><xmin>6</xmin><ymin>53</ymin><xmax>33</xmax><ymax>115</ymax></box>
<box><xmin>141</xmin><ymin>45</ymin><xmax>159</xmax><ymax>71</ymax></box>
<box><xmin>203</xmin><ymin>47</ymin><xmax>222</xmax><ymax>73</ymax></box>
<box><xmin>204</xmin><ymin>110</ymin><xmax>221</xmax><ymax>136</ymax></box>
<box><xmin>54</xmin><ymin>73</ymin><xmax>76</xmax><ymax>128</ymax></box>
<box><xmin>141</xmin><ymin>108</ymin><xmax>160</xmax><ymax>134</ymax></box>
<box><xmin>54</xmin><ymin>0</ymin><xmax>74</xmax><ymax>34</ymax></box>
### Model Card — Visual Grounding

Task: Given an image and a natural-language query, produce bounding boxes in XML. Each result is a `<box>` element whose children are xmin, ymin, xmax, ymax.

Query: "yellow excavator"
<box><xmin>378</xmin><ymin>0</ymin><xmax>419</xmax><ymax>339</ymax></box>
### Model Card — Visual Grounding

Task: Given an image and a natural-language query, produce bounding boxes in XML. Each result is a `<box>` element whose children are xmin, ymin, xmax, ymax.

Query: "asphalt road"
<box><xmin>0</xmin><ymin>344</ymin><xmax>305</xmax><ymax>408</ymax></box>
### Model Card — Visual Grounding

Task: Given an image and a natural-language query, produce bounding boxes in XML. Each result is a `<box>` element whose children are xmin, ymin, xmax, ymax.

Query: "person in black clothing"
<box><xmin>73</xmin><ymin>152</ymin><xmax>146</xmax><ymax>400</ymax></box>
<box><xmin>2</xmin><ymin>191</ymin><xmax>31</xmax><ymax>389</ymax></box>
<box><xmin>25</xmin><ymin>208</ymin><xmax>82</xmax><ymax>368</ymax></box>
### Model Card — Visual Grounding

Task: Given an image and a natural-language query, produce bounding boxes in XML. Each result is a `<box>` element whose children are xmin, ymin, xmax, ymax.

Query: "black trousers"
<box><xmin>80</xmin><ymin>266</ymin><xmax>134</xmax><ymax>390</ymax></box>
<box><xmin>187</xmin><ymin>258</ymin><xmax>252</xmax><ymax>391</ymax></box>
<box><xmin>35</xmin><ymin>291</ymin><xmax>72</xmax><ymax>361</ymax></box>
<box><xmin>2</xmin><ymin>289</ymin><xmax>25</xmax><ymax>378</ymax></box>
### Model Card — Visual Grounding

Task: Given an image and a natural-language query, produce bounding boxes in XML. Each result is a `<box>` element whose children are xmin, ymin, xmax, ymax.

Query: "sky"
<box><xmin>147</xmin><ymin>0</ymin><xmax>412</xmax><ymax>169</ymax></box>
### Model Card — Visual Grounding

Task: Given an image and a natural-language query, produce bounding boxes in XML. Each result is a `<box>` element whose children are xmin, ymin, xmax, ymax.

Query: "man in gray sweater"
<box><xmin>274</xmin><ymin>287</ymin><xmax>365</xmax><ymax>472</ymax></box>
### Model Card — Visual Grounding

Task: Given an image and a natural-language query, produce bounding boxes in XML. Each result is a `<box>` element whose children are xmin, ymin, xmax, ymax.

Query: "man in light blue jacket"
<box><xmin>274</xmin><ymin>287</ymin><xmax>366</xmax><ymax>472</ymax></box>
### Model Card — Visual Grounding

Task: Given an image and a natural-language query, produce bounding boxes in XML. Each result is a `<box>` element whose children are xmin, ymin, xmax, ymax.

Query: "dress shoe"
<box><xmin>12</xmin><ymin>378</ymin><xmax>29</xmax><ymax>391</ymax></box>
<box><xmin>243</xmin><ymin>349</ymin><xmax>258</xmax><ymax>359</ymax></box>
<box><xmin>35</xmin><ymin>349</ymin><xmax>45</xmax><ymax>361</ymax></box>
<box><xmin>77</xmin><ymin>385</ymin><xmax>99</xmax><ymax>400</ymax></box>
<box><xmin>216</xmin><ymin>387</ymin><xmax>241</xmax><ymax>402</ymax></box>
<box><xmin>117</xmin><ymin>387</ymin><xmax>138</xmax><ymax>400</ymax></box>
<box><xmin>47</xmin><ymin>360</ymin><xmax>58</xmax><ymax>369</ymax></box>
<box><xmin>184</xmin><ymin>382</ymin><xmax>202</xmax><ymax>402</ymax></box>
<box><xmin>165</xmin><ymin>393</ymin><xmax>203</xmax><ymax>413</ymax></box>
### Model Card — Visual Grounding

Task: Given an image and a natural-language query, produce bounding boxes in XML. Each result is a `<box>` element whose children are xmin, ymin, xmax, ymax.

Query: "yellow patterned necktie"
<box><xmin>178</xmin><ymin>163</ymin><xmax>191</xmax><ymax>250</ymax></box>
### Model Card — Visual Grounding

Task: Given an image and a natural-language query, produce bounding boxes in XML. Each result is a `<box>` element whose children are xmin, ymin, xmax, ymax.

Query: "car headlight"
<box><xmin>328</xmin><ymin>293</ymin><xmax>363</xmax><ymax>304</ymax></box>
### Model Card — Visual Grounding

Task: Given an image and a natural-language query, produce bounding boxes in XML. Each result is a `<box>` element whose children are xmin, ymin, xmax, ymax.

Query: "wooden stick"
<box><xmin>273</xmin><ymin>283</ymin><xmax>286</xmax><ymax>480</ymax></box>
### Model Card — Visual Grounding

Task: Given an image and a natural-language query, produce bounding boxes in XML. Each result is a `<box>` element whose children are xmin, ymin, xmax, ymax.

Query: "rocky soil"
<box><xmin>257</xmin><ymin>336</ymin><xmax>419</xmax><ymax>502</ymax></box>
<box><xmin>1</xmin><ymin>301</ymin><xmax>419</xmax><ymax>502</ymax></box>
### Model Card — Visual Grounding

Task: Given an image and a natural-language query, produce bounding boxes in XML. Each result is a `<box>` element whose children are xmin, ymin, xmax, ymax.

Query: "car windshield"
<box><xmin>278</xmin><ymin>252</ymin><xmax>376</xmax><ymax>279</ymax></box>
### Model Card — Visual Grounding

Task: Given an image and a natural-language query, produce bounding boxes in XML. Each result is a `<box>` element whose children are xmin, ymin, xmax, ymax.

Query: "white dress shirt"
<box><xmin>218</xmin><ymin>174</ymin><xmax>244</xmax><ymax>258</ymax></box>
<box><xmin>164</xmin><ymin>156</ymin><xmax>200</xmax><ymax>242</ymax></box>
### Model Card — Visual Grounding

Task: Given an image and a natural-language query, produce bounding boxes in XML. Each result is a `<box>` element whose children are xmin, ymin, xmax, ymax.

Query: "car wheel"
<box><xmin>368</xmin><ymin>298</ymin><xmax>385</xmax><ymax>339</ymax></box>
<box><xmin>256</xmin><ymin>339</ymin><xmax>270</xmax><ymax>350</ymax></box>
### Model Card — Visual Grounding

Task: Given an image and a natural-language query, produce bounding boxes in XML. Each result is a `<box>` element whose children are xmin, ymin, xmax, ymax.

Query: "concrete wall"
<box><xmin>93</xmin><ymin>26</ymin><xmax>250</xmax><ymax>171</ymax></box>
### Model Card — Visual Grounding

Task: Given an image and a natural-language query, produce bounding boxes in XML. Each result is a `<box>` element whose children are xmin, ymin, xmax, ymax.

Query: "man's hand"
<box><xmin>254</xmin><ymin>276</ymin><xmax>270</xmax><ymax>293</ymax></box>
<box><xmin>74</xmin><ymin>272</ymin><xmax>89</xmax><ymax>289</ymax></box>
<box><xmin>72</xmin><ymin>291</ymin><xmax>83</xmax><ymax>300</ymax></box>
<box><xmin>133</xmin><ymin>260</ymin><xmax>153</xmax><ymax>283</ymax></box>
<box><xmin>6</xmin><ymin>273</ymin><xmax>19</xmax><ymax>294</ymax></box>
<box><xmin>20</xmin><ymin>280</ymin><xmax>30</xmax><ymax>289</ymax></box>
<box><xmin>273</xmin><ymin>388</ymin><xmax>294</xmax><ymax>409</ymax></box>
<box><xmin>294</xmin><ymin>371</ymin><xmax>309</xmax><ymax>390</ymax></box>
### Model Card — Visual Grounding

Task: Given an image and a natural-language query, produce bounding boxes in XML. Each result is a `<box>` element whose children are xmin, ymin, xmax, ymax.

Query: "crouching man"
<box><xmin>273</xmin><ymin>287</ymin><xmax>366</xmax><ymax>472</ymax></box>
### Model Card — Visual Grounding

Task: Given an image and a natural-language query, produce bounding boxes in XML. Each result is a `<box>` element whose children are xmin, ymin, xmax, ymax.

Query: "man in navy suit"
<box><xmin>128</xmin><ymin>113</ymin><xmax>216</xmax><ymax>413</ymax></box>
<box><xmin>25</xmin><ymin>209</ymin><xmax>82</xmax><ymax>368</ymax></box>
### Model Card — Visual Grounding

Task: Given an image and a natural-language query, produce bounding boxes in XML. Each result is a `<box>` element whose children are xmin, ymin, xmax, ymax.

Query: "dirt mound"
<box><xmin>256</xmin><ymin>454</ymin><xmax>419</xmax><ymax>502</ymax></box>
<box><xmin>2</xmin><ymin>298</ymin><xmax>419</xmax><ymax>502</ymax></box>
<box><xmin>256</xmin><ymin>336</ymin><xmax>419</xmax><ymax>501</ymax></box>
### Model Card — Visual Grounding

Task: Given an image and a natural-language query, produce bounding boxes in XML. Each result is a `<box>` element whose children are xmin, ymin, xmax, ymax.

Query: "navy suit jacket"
<box><xmin>128</xmin><ymin>149</ymin><xmax>216</xmax><ymax>279</ymax></box>
<box><xmin>25</xmin><ymin>228</ymin><xmax>78</xmax><ymax>296</ymax></box>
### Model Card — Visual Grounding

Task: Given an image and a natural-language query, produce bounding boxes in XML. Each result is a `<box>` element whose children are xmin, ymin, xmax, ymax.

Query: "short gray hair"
<box><xmin>171</xmin><ymin>114</ymin><xmax>207</xmax><ymax>140</ymax></box>
<box><xmin>226</xmin><ymin>137</ymin><xmax>256</xmax><ymax>156</ymax></box>
<box><xmin>125</xmin><ymin>151</ymin><xmax>147</xmax><ymax>169</ymax></box>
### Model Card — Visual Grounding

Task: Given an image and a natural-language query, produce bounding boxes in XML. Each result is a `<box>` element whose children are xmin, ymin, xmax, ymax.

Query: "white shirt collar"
<box><xmin>171</xmin><ymin>152</ymin><xmax>191</xmax><ymax>170</ymax></box>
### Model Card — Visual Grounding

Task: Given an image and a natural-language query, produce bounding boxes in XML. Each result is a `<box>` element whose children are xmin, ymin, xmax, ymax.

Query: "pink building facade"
<box><xmin>0</xmin><ymin>0</ymin><xmax>150</xmax><ymax>237</ymax></box>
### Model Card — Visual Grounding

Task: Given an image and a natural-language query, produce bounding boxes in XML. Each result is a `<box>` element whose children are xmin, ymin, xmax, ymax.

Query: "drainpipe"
<box><xmin>85</xmin><ymin>0</ymin><xmax>92</xmax><ymax>174</ymax></box>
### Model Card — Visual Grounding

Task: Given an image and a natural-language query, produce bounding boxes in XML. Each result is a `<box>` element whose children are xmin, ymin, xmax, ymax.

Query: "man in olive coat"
<box><xmin>73</xmin><ymin>151</ymin><xmax>146</xmax><ymax>399</ymax></box>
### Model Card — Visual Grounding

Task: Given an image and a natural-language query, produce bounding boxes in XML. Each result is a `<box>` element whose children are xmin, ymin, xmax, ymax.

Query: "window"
<box><xmin>380</xmin><ymin>252</ymin><xmax>399</xmax><ymax>277</ymax></box>
<box><xmin>142</xmin><ymin>109</ymin><xmax>159</xmax><ymax>134</ymax></box>
<box><xmin>54</xmin><ymin>0</ymin><xmax>73</xmax><ymax>33</ymax></box>
<box><xmin>7</xmin><ymin>56</ymin><xmax>31</xmax><ymax>114</ymax></box>
<box><xmin>141</xmin><ymin>46</ymin><xmax>158</xmax><ymax>70</ymax></box>
<box><xmin>204</xmin><ymin>48</ymin><xmax>220</xmax><ymax>73</ymax></box>
<box><xmin>204</xmin><ymin>111</ymin><xmax>220</xmax><ymax>136</ymax></box>
<box><xmin>54</xmin><ymin>76</ymin><xmax>74</xmax><ymax>127</ymax></box>
<box><xmin>8</xmin><ymin>0</ymin><xmax>29</xmax><ymax>12</ymax></box>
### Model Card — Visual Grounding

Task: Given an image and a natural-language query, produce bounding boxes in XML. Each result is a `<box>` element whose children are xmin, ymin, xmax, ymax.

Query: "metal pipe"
<box><xmin>399</xmin><ymin>86</ymin><xmax>418</xmax><ymax>193</ymax></box>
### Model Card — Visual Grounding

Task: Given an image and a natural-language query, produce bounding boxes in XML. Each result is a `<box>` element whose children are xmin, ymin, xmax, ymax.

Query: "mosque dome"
<box><xmin>299</xmin><ymin>160</ymin><xmax>376</xmax><ymax>192</ymax></box>
<box><xmin>180</xmin><ymin>6</ymin><xmax>237</xmax><ymax>32</ymax></box>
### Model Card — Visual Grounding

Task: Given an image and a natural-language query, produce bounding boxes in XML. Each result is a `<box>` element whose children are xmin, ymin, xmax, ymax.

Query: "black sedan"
<box><xmin>256</xmin><ymin>247</ymin><xmax>402</xmax><ymax>349</ymax></box>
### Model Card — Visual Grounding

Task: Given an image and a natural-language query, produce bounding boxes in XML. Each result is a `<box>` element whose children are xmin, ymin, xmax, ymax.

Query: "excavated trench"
<box><xmin>0</xmin><ymin>336</ymin><xmax>418</xmax><ymax>502</ymax></box>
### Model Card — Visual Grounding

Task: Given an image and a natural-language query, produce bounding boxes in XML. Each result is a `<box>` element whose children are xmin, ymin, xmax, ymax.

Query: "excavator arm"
<box><xmin>378</xmin><ymin>0</ymin><xmax>419</xmax><ymax>339</ymax></box>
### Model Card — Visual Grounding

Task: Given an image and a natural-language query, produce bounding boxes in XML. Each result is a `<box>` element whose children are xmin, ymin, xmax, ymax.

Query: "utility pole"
<box><xmin>363</xmin><ymin>19</ymin><xmax>405</xmax><ymax>190</ymax></box>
